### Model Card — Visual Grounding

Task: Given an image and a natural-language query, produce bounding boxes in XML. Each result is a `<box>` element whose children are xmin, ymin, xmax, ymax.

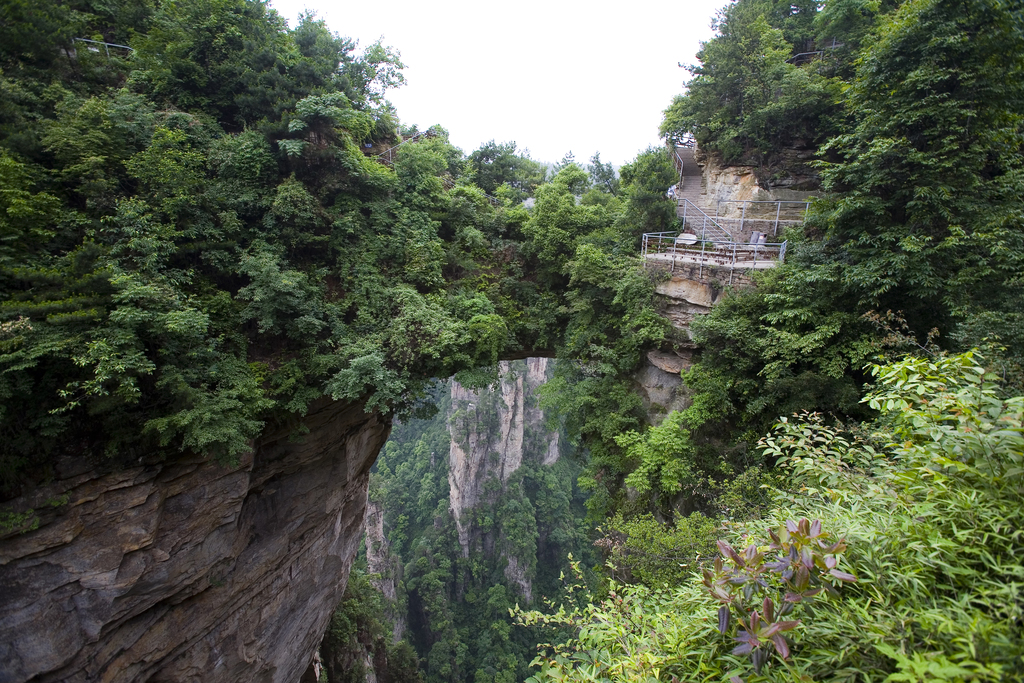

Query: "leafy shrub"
<box><xmin>516</xmin><ymin>351</ymin><xmax>1024</xmax><ymax>682</ymax></box>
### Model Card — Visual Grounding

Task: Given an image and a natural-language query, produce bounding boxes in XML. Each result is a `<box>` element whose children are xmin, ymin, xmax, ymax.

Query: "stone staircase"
<box><xmin>671</xmin><ymin>146</ymin><xmax>704</xmax><ymax>208</ymax></box>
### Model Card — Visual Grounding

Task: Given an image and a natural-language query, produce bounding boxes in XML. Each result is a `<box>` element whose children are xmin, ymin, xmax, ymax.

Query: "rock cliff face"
<box><xmin>640</xmin><ymin>143</ymin><xmax>816</xmax><ymax>426</ymax></box>
<box><xmin>0</xmin><ymin>398</ymin><xmax>390</xmax><ymax>683</ymax></box>
<box><xmin>363</xmin><ymin>498</ymin><xmax>405</xmax><ymax>642</ymax></box>
<box><xmin>633</xmin><ymin>275</ymin><xmax>719</xmax><ymax>426</ymax></box>
<box><xmin>694</xmin><ymin>145</ymin><xmax>819</xmax><ymax>213</ymax></box>
<box><xmin>446</xmin><ymin>358</ymin><xmax>558</xmax><ymax>598</ymax></box>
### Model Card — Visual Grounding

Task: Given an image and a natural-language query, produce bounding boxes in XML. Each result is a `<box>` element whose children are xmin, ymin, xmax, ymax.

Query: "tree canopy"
<box><xmin>0</xmin><ymin>0</ymin><xmax>674</xmax><ymax>507</ymax></box>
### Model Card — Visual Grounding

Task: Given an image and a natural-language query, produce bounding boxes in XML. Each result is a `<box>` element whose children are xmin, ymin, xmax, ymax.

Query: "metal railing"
<box><xmin>374</xmin><ymin>130</ymin><xmax>433</xmax><ymax>166</ymax></box>
<box><xmin>670</xmin><ymin>144</ymin><xmax>698</xmax><ymax>187</ymax></box>
<box><xmin>73</xmin><ymin>38</ymin><xmax>133</xmax><ymax>57</ymax></box>
<box><xmin>641</xmin><ymin>231</ymin><xmax>787</xmax><ymax>284</ymax></box>
<box><xmin>713</xmin><ymin>199</ymin><xmax>812</xmax><ymax>237</ymax></box>
<box><xmin>440</xmin><ymin>175</ymin><xmax>502</xmax><ymax>207</ymax></box>
<box><xmin>679</xmin><ymin>199</ymin><xmax>732</xmax><ymax>243</ymax></box>
<box><xmin>672</xmin><ymin>150</ymin><xmax>684</xmax><ymax>186</ymax></box>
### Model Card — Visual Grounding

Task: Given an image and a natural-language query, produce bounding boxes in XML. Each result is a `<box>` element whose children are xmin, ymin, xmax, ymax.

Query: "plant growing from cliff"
<box><xmin>807</xmin><ymin>0</ymin><xmax>1024</xmax><ymax>358</ymax></box>
<box><xmin>516</xmin><ymin>350</ymin><xmax>1024</xmax><ymax>682</ymax></box>
<box><xmin>704</xmin><ymin>517</ymin><xmax>856</xmax><ymax>675</ymax></box>
<box><xmin>648</xmin><ymin>0</ymin><xmax>1024</xmax><ymax>534</ymax></box>
<box><xmin>662</xmin><ymin>0</ymin><xmax>845</xmax><ymax>170</ymax></box>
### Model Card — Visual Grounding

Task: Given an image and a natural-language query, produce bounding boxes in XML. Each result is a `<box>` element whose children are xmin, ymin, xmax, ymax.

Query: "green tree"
<box><xmin>467</xmin><ymin>140</ymin><xmax>545</xmax><ymax>202</ymax></box>
<box><xmin>809</xmin><ymin>0</ymin><xmax>1024</xmax><ymax>357</ymax></box>
<box><xmin>517</xmin><ymin>350</ymin><xmax>1024</xmax><ymax>682</ymax></box>
<box><xmin>585</xmin><ymin>152</ymin><xmax>619</xmax><ymax>196</ymax></box>
<box><xmin>661</xmin><ymin>0</ymin><xmax>844</xmax><ymax>177</ymax></box>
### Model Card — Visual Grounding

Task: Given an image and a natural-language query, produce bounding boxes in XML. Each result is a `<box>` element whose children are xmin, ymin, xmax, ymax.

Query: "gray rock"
<box><xmin>0</xmin><ymin>398</ymin><xmax>390</xmax><ymax>683</ymax></box>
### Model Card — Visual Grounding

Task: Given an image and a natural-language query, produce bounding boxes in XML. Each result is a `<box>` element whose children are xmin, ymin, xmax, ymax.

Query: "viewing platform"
<box><xmin>645</xmin><ymin>146</ymin><xmax>806</xmax><ymax>287</ymax></box>
<box><xmin>641</xmin><ymin>231</ymin><xmax>787</xmax><ymax>287</ymax></box>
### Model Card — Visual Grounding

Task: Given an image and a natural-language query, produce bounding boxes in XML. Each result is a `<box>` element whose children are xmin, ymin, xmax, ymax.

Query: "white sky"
<box><xmin>269</xmin><ymin>0</ymin><xmax>725</xmax><ymax>167</ymax></box>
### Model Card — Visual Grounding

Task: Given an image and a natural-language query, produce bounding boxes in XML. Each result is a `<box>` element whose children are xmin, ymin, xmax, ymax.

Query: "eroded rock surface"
<box><xmin>694</xmin><ymin>146</ymin><xmax>819</xmax><ymax>212</ymax></box>
<box><xmin>364</xmin><ymin>498</ymin><xmax>406</xmax><ymax>642</ymax></box>
<box><xmin>635</xmin><ymin>351</ymin><xmax>693</xmax><ymax>425</ymax></box>
<box><xmin>446</xmin><ymin>358</ymin><xmax>559</xmax><ymax>597</ymax></box>
<box><xmin>0</xmin><ymin>398</ymin><xmax>390</xmax><ymax>683</ymax></box>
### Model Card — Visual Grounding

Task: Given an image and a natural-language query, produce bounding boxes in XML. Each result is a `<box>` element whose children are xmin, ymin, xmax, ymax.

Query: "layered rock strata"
<box><xmin>0</xmin><ymin>398</ymin><xmax>389</xmax><ymax>683</ymax></box>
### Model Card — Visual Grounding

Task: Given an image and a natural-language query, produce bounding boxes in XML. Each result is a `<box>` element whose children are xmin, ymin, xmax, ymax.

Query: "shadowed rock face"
<box><xmin>0</xmin><ymin>398</ymin><xmax>390</xmax><ymax>683</ymax></box>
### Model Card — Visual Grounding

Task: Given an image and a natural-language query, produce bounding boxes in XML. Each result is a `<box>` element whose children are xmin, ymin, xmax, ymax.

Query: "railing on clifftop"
<box><xmin>374</xmin><ymin>130</ymin><xmax>434</xmax><ymax>167</ymax></box>
<box><xmin>641</xmin><ymin>231</ymin><xmax>787</xmax><ymax>285</ymax></box>
<box><xmin>678</xmin><ymin>199</ymin><xmax>733</xmax><ymax>243</ymax></box>
<box><xmin>713</xmin><ymin>199</ymin><xmax>812</xmax><ymax>238</ymax></box>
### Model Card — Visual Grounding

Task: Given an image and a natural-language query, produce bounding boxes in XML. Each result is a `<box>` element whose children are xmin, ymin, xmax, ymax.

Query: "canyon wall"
<box><xmin>363</xmin><ymin>498</ymin><xmax>406</xmax><ymax>642</ymax></box>
<box><xmin>0</xmin><ymin>398</ymin><xmax>389</xmax><ymax>683</ymax></box>
<box><xmin>640</xmin><ymin>142</ymin><xmax>817</xmax><ymax>425</ymax></box>
<box><xmin>694</xmin><ymin>145</ymin><xmax>819</xmax><ymax>216</ymax></box>
<box><xmin>446</xmin><ymin>358</ymin><xmax>559</xmax><ymax>599</ymax></box>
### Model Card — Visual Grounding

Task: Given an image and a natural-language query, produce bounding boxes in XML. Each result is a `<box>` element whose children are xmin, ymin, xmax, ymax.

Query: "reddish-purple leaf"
<box><xmin>786</xmin><ymin>520</ymin><xmax>799</xmax><ymax>534</ymax></box>
<box><xmin>771</xmin><ymin>634</ymin><xmax>791</xmax><ymax>659</ymax></box>
<box><xmin>721</xmin><ymin>540</ymin><xmax>746</xmax><ymax>567</ymax></box>
<box><xmin>794</xmin><ymin>565</ymin><xmax>810</xmax><ymax>590</ymax></box>
<box><xmin>762</xmin><ymin>597</ymin><xmax>774</xmax><ymax>623</ymax></box>
<box><xmin>809</xmin><ymin>519</ymin><xmax>822</xmax><ymax>538</ymax></box>
<box><xmin>783</xmin><ymin>592</ymin><xmax>803</xmax><ymax>603</ymax></box>
<box><xmin>825</xmin><ymin>556</ymin><xmax>837</xmax><ymax>569</ymax></box>
<box><xmin>830</xmin><ymin>568</ymin><xmax>858</xmax><ymax>582</ymax></box>
<box><xmin>751</xmin><ymin>647</ymin><xmax>767</xmax><ymax>674</ymax></box>
<box><xmin>763</xmin><ymin>620</ymin><xmax>800</xmax><ymax>638</ymax></box>
<box><xmin>718</xmin><ymin>605</ymin><xmax>731</xmax><ymax>634</ymax></box>
<box><xmin>824</xmin><ymin>537</ymin><xmax>847</xmax><ymax>554</ymax></box>
<box><xmin>742</xmin><ymin>544</ymin><xmax>759</xmax><ymax>564</ymax></box>
<box><xmin>746</xmin><ymin>610</ymin><xmax>759</xmax><ymax>633</ymax></box>
<box><xmin>732</xmin><ymin>642</ymin><xmax>754</xmax><ymax>656</ymax></box>
<box><xmin>730</xmin><ymin>677</ymin><xmax>744</xmax><ymax>683</ymax></box>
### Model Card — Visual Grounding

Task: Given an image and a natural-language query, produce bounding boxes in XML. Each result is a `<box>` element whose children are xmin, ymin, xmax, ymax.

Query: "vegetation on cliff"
<box><xmin>340</xmin><ymin>367</ymin><xmax>595</xmax><ymax>683</ymax></box>
<box><xmin>0</xmin><ymin>0</ymin><xmax>668</xmax><ymax>500</ymax></box>
<box><xmin>3</xmin><ymin>0</ymin><xmax>1023</xmax><ymax>681</ymax></box>
<box><xmin>517</xmin><ymin>0</ymin><xmax>1024</xmax><ymax>680</ymax></box>
<box><xmin>559</xmin><ymin>0</ymin><xmax>1024</xmax><ymax>521</ymax></box>
<box><xmin>520</xmin><ymin>352</ymin><xmax>1024</xmax><ymax>681</ymax></box>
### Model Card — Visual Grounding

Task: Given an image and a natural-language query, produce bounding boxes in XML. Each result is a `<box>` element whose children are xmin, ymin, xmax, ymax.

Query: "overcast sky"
<box><xmin>269</xmin><ymin>0</ymin><xmax>725</xmax><ymax>166</ymax></box>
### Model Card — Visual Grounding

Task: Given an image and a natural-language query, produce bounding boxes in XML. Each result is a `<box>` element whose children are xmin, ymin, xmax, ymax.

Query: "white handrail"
<box><xmin>640</xmin><ymin>231</ymin><xmax>787</xmax><ymax>273</ymax></box>
<box><xmin>374</xmin><ymin>130</ymin><xmax>434</xmax><ymax>165</ymax></box>
<box><xmin>679</xmin><ymin>199</ymin><xmax>732</xmax><ymax>243</ymax></box>
<box><xmin>72</xmin><ymin>38</ymin><xmax>133</xmax><ymax>59</ymax></box>
<box><xmin>713</xmin><ymin>199</ymin><xmax>811</xmax><ymax>236</ymax></box>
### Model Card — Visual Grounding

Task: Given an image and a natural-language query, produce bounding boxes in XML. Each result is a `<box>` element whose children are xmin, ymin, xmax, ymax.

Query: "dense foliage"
<box><xmin>0</xmin><ymin>0</ymin><xmax>671</xmax><ymax>501</ymax></box>
<box><xmin>506</xmin><ymin>1</ymin><xmax>1024</xmax><ymax>679</ymax></box>
<box><xmin>518</xmin><ymin>351</ymin><xmax>1024</xmax><ymax>682</ymax></box>
<box><xmin>321</xmin><ymin>570</ymin><xmax>423</xmax><ymax>683</ymax></box>
<box><xmin>661</xmin><ymin>0</ymin><xmax>853</xmax><ymax>179</ymax></box>
<box><xmin>5</xmin><ymin>1</ymin><xmax>1022</xmax><ymax>681</ymax></box>
<box><xmin>338</xmin><ymin>368</ymin><xmax>596</xmax><ymax>683</ymax></box>
<box><xmin>616</xmin><ymin>0</ymin><xmax>1024</xmax><ymax>519</ymax></box>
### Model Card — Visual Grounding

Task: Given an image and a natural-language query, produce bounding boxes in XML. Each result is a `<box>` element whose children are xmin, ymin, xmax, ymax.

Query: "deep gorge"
<box><xmin>2</xmin><ymin>0</ymin><xmax>1023</xmax><ymax>680</ymax></box>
